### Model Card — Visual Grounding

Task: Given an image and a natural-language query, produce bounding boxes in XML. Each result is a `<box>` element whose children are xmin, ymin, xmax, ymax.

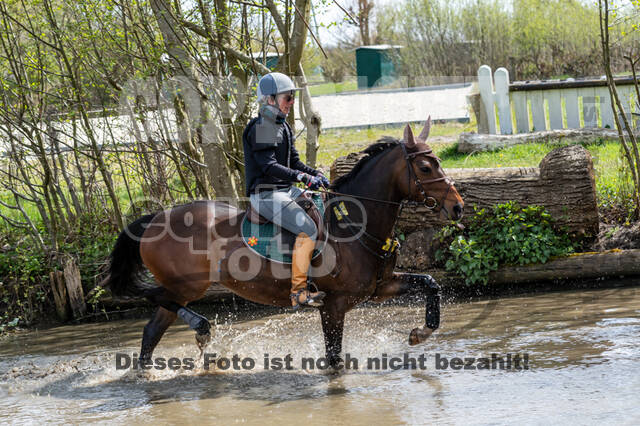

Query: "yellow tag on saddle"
<box><xmin>382</xmin><ymin>238</ymin><xmax>400</xmax><ymax>252</ymax></box>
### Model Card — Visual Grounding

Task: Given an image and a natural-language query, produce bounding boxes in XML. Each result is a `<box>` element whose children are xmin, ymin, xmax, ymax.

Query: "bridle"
<box><xmin>397</xmin><ymin>140</ymin><xmax>455</xmax><ymax>217</ymax></box>
<box><xmin>324</xmin><ymin>141</ymin><xmax>455</xmax><ymax>211</ymax></box>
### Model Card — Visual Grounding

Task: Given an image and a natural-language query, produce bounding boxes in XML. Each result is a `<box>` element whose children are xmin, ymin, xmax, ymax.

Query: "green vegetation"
<box><xmin>374</xmin><ymin>0</ymin><xmax>632</xmax><ymax>82</ymax></box>
<box><xmin>435</xmin><ymin>202</ymin><xmax>577</xmax><ymax>285</ymax></box>
<box><xmin>308</xmin><ymin>80</ymin><xmax>358</xmax><ymax>97</ymax></box>
<box><xmin>0</xmin><ymin>212</ymin><xmax>119</xmax><ymax>331</ymax></box>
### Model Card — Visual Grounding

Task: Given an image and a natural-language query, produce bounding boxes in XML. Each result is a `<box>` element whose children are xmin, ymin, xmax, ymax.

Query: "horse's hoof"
<box><xmin>323</xmin><ymin>357</ymin><xmax>344</xmax><ymax>375</ymax></box>
<box><xmin>329</xmin><ymin>357</ymin><xmax>344</xmax><ymax>370</ymax></box>
<box><xmin>408</xmin><ymin>326</ymin><xmax>434</xmax><ymax>346</ymax></box>
<box><xmin>196</xmin><ymin>332</ymin><xmax>211</xmax><ymax>353</ymax></box>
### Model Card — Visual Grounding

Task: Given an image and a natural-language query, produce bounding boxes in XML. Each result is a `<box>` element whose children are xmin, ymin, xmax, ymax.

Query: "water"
<box><xmin>1</xmin><ymin>286</ymin><xmax>639</xmax><ymax>425</ymax></box>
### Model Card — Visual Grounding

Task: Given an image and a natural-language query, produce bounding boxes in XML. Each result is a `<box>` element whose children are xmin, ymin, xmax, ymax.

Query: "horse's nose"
<box><xmin>453</xmin><ymin>203</ymin><xmax>464</xmax><ymax>220</ymax></box>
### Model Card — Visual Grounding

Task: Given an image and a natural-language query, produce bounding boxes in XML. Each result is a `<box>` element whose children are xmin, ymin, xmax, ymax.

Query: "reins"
<box><xmin>319</xmin><ymin>188</ymin><xmax>402</xmax><ymax>205</ymax></box>
<box><xmin>320</xmin><ymin>141</ymin><xmax>456</xmax><ymax>260</ymax></box>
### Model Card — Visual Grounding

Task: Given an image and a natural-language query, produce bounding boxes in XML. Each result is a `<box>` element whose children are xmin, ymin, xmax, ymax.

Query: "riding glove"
<box><xmin>318</xmin><ymin>174</ymin><xmax>330</xmax><ymax>188</ymax></box>
<box><xmin>297</xmin><ymin>173</ymin><xmax>323</xmax><ymax>190</ymax></box>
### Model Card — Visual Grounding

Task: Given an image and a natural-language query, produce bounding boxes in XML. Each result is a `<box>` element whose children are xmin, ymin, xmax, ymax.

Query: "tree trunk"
<box><xmin>296</xmin><ymin>65</ymin><xmax>321</xmax><ymax>168</ymax></box>
<box><xmin>358</xmin><ymin>0</ymin><xmax>373</xmax><ymax>45</ymax></box>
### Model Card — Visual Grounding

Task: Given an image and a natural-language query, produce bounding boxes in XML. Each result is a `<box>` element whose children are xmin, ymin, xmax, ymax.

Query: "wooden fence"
<box><xmin>478</xmin><ymin>65</ymin><xmax>640</xmax><ymax>134</ymax></box>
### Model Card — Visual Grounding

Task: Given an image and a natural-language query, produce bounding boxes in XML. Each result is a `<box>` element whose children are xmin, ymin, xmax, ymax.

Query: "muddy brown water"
<box><xmin>1</xmin><ymin>286</ymin><xmax>639</xmax><ymax>425</ymax></box>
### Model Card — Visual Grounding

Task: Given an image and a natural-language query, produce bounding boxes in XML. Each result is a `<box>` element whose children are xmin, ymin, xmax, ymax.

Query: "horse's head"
<box><xmin>396</xmin><ymin>117</ymin><xmax>464</xmax><ymax>221</ymax></box>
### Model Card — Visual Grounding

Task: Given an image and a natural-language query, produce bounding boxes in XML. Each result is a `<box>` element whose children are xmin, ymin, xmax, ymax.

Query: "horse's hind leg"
<box><xmin>140</xmin><ymin>307</ymin><xmax>177</xmax><ymax>362</ymax></box>
<box><xmin>370</xmin><ymin>272</ymin><xmax>441</xmax><ymax>346</ymax></box>
<box><xmin>143</xmin><ymin>287</ymin><xmax>212</xmax><ymax>355</ymax></box>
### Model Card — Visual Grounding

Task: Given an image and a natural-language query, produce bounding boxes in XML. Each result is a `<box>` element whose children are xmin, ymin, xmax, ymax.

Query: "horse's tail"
<box><xmin>105</xmin><ymin>213</ymin><xmax>157</xmax><ymax>298</ymax></box>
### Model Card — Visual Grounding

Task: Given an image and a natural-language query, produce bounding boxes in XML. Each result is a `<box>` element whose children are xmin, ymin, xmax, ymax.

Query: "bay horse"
<box><xmin>105</xmin><ymin>119</ymin><xmax>464</xmax><ymax>368</ymax></box>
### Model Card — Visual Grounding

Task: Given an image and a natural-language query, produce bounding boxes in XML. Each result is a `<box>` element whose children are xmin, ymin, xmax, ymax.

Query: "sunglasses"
<box><xmin>280</xmin><ymin>92</ymin><xmax>295</xmax><ymax>102</ymax></box>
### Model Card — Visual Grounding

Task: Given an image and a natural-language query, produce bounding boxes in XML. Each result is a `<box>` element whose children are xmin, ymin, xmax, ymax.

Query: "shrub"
<box><xmin>321</xmin><ymin>48</ymin><xmax>355</xmax><ymax>83</ymax></box>
<box><xmin>0</xmin><ymin>244</ymin><xmax>49</xmax><ymax>329</ymax></box>
<box><xmin>0</xmin><ymin>212</ymin><xmax>117</xmax><ymax>331</ymax></box>
<box><xmin>436</xmin><ymin>201</ymin><xmax>576</xmax><ymax>285</ymax></box>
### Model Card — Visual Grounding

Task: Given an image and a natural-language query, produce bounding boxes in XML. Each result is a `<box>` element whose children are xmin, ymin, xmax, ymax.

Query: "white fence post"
<box><xmin>565</xmin><ymin>88</ymin><xmax>580</xmax><ymax>128</ymax></box>
<box><xmin>580</xmin><ymin>87</ymin><xmax>599</xmax><ymax>127</ymax></box>
<box><xmin>478</xmin><ymin>65</ymin><xmax>497</xmax><ymax>134</ymax></box>
<box><xmin>494</xmin><ymin>68</ymin><xmax>512</xmax><ymax>134</ymax></box>
<box><xmin>617</xmin><ymin>86</ymin><xmax>635</xmax><ymax>131</ymax></box>
<box><xmin>598</xmin><ymin>87</ymin><xmax>615</xmax><ymax>129</ymax></box>
<box><xmin>547</xmin><ymin>89</ymin><xmax>563</xmax><ymax>129</ymax></box>
<box><xmin>529</xmin><ymin>91</ymin><xmax>546</xmax><ymax>132</ymax></box>
<box><xmin>513</xmin><ymin>92</ymin><xmax>529</xmax><ymax>133</ymax></box>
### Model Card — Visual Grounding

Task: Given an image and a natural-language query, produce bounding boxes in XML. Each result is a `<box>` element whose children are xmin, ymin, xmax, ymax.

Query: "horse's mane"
<box><xmin>330</xmin><ymin>136</ymin><xmax>399</xmax><ymax>189</ymax></box>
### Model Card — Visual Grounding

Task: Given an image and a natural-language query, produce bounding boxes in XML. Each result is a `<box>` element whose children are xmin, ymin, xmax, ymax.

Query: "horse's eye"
<box><xmin>419</xmin><ymin>165</ymin><xmax>431</xmax><ymax>173</ymax></box>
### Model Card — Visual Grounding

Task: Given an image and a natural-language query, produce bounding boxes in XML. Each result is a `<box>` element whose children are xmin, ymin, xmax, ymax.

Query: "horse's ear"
<box><xmin>417</xmin><ymin>115</ymin><xmax>431</xmax><ymax>143</ymax></box>
<box><xmin>403</xmin><ymin>124</ymin><xmax>416</xmax><ymax>148</ymax></box>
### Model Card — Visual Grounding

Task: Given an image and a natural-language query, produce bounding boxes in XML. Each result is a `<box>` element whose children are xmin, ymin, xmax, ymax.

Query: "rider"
<box><xmin>242</xmin><ymin>72</ymin><xmax>330</xmax><ymax>310</ymax></box>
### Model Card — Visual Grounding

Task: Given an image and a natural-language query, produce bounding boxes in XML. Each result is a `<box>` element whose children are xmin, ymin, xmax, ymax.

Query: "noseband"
<box><xmin>397</xmin><ymin>141</ymin><xmax>455</xmax><ymax>215</ymax></box>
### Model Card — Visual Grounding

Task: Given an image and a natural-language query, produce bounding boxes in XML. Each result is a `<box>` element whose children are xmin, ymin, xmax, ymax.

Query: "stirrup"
<box><xmin>290</xmin><ymin>289</ymin><xmax>326</xmax><ymax>311</ymax></box>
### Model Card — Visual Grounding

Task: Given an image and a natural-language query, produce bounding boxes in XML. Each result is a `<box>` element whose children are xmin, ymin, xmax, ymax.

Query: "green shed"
<box><xmin>355</xmin><ymin>45</ymin><xmax>402</xmax><ymax>89</ymax></box>
<box><xmin>251</xmin><ymin>52</ymin><xmax>281</xmax><ymax>73</ymax></box>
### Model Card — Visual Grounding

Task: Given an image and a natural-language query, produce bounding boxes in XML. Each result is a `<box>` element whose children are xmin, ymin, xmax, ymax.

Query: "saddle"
<box><xmin>242</xmin><ymin>192</ymin><xmax>327</xmax><ymax>262</ymax></box>
<box><xmin>247</xmin><ymin>191</ymin><xmax>326</xmax><ymax>240</ymax></box>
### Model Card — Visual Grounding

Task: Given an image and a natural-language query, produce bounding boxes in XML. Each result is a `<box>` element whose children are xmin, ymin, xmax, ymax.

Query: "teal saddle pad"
<box><xmin>241</xmin><ymin>193</ymin><xmax>325</xmax><ymax>263</ymax></box>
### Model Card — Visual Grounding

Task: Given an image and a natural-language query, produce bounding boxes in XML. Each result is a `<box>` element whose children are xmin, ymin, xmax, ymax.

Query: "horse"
<box><xmin>105</xmin><ymin>119</ymin><xmax>464</xmax><ymax>368</ymax></box>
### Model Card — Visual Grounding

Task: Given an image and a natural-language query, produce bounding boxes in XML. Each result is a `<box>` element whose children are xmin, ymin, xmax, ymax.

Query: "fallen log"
<box><xmin>426</xmin><ymin>249</ymin><xmax>640</xmax><ymax>286</ymax></box>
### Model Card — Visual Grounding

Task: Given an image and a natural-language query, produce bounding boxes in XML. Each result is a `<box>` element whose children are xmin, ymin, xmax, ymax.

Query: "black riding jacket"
<box><xmin>242</xmin><ymin>110</ymin><xmax>318</xmax><ymax>196</ymax></box>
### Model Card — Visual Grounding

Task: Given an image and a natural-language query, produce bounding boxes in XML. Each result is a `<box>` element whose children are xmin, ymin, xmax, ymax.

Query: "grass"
<box><xmin>298</xmin><ymin>120</ymin><xmax>476</xmax><ymax>169</ymax></box>
<box><xmin>308</xmin><ymin>80</ymin><xmax>358</xmax><ymax>96</ymax></box>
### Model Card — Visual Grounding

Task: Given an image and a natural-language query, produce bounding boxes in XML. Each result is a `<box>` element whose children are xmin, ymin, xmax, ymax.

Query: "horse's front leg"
<box><xmin>318</xmin><ymin>297</ymin><xmax>348</xmax><ymax>369</ymax></box>
<box><xmin>370</xmin><ymin>272</ymin><xmax>441</xmax><ymax>346</ymax></box>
